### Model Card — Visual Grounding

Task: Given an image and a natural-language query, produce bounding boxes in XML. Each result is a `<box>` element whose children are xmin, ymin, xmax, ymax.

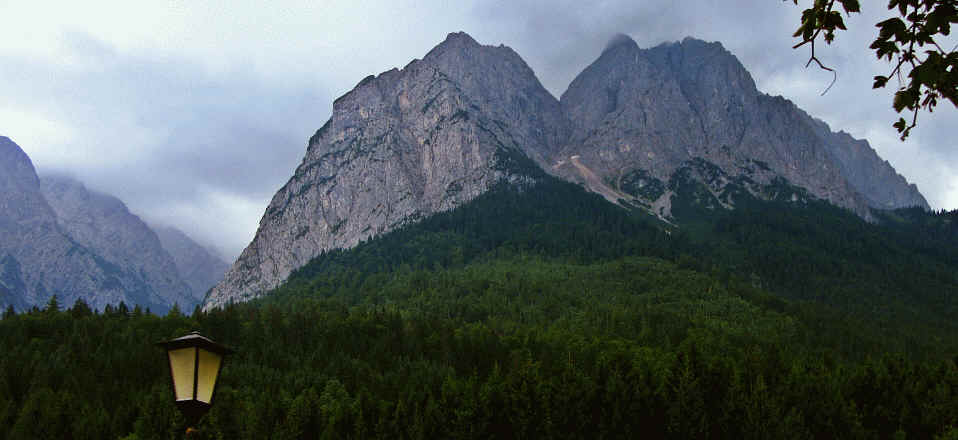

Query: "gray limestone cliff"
<box><xmin>204</xmin><ymin>33</ymin><xmax>929</xmax><ymax>309</ymax></box>
<box><xmin>205</xmin><ymin>32</ymin><xmax>562</xmax><ymax>308</ymax></box>
<box><xmin>154</xmin><ymin>225</ymin><xmax>228</xmax><ymax>301</ymax></box>
<box><xmin>808</xmin><ymin>119</ymin><xmax>928</xmax><ymax>209</ymax></box>
<box><xmin>0</xmin><ymin>136</ymin><xmax>192</xmax><ymax>312</ymax></box>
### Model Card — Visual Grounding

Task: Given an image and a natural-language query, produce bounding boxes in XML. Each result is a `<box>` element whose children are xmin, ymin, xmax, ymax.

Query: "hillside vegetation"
<box><xmin>1</xmin><ymin>177</ymin><xmax>956</xmax><ymax>439</ymax></box>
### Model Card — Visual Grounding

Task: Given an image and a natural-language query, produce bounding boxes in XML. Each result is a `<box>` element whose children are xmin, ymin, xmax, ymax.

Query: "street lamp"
<box><xmin>157</xmin><ymin>331</ymin><xmax>234</xmax><ymax>430</ymax></box>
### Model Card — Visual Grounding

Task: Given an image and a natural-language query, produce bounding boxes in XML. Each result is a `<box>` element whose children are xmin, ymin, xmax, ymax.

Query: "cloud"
<box><xmin>2</xmin><ymin>34</ymin><xmax>331</xmax><ymax>258</ymax></box>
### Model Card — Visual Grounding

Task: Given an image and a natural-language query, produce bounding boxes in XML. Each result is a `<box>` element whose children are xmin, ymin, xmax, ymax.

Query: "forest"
<box><xmin>1</xmin><ymin>177</ymin><xmax>957</xmax><ymax>439</ymax></box>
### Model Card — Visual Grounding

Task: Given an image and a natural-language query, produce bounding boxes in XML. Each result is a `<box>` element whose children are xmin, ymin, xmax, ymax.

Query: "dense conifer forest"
<box><xmin>1</xmin><ymin>178</ymin><xmax>957</xmax><ymax>439</ymax></box>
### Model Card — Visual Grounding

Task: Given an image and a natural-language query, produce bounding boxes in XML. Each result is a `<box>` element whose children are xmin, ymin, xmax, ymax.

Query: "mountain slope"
<box><xmin>266</xmin><ymin>174</ymin><xmax>958</xmax><ymax>358</ymax></box>
<box><xmin>153</xmin><ymin>225</ymin><xmax>228</xmax><ymax>301</ymax></box>
<box><xmin>0</xmin><ymin>136</ymin><xmax>53</xmax><ymax>310</ymax></box>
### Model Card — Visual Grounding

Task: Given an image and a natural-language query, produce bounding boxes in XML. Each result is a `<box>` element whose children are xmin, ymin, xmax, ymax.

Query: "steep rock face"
<box><xmin>154</xmin><ymin>225</ymin><xmax>228</xmax><ymax>301</ymax></box>
<box><xmin>555</xmin><ymin>36</ymin><xmax>897</xmax><ymax>216</ymax></box>
<box><xmin>40</xmin><ymin>175</ymin><xmax>196</xmax><ymax>309</ymax></box>
<box><xmin>205</xmin><ymin>32</ymin><xmax>561</xmax><ymax>308</ymax></box>
<box><xmin>0</xmin><ymin>137</ymin><xmax>186</xmax><ymax>312</ymax></box>
<box><xmin>204</xmin><ymin>33</ymin><xmax>929</xmax><ymax>309</ymax></box>
<box><xmin>808</xmin><ymin>119</ymin><xmax>929</xmax><ymax>209</ymax></box>
<box><xmin>0</xmin><ymin>136</ymin><xmax>52</xmax><ymax>310</ymax></box>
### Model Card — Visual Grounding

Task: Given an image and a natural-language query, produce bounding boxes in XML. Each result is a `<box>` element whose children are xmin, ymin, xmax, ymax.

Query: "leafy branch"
<box><xmin>790</xmin><ymin>0</ymin><xmax>958</xmax><ymax>140</ymax></box>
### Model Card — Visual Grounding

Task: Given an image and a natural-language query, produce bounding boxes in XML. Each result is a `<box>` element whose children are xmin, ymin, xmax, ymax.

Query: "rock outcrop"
<box><xmin>205</xmin><ymin>33</ymin><xmax>928</xmax><ymax>309</ymax></box>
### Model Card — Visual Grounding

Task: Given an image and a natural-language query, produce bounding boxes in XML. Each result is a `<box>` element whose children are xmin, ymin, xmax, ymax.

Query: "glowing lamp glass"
<box><xmin>158</xmin><ymin>331</ymin><xmax>233</xmax><ymax>425</ymax></box>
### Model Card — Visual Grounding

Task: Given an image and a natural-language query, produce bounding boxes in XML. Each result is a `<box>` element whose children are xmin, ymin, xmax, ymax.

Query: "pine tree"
<box><xmin>70</xmin><ymin>298</ymin><xmax>92</xmax><ymax>319</ymax></box>
<box><xmin>44</xmin><ymin>295</ymin><xmax>60</xmax><ymax>314</ymax></box>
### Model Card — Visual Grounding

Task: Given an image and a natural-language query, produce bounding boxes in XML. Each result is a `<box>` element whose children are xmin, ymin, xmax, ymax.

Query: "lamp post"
<box><xmin>157</xmin><ymin>331</ymin><xmax>233</xmax><ymax>435</ymax></box>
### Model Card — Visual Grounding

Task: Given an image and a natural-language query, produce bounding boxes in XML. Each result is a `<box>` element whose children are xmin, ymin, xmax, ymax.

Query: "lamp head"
<box><xmin>157</xmin><ymin>331</ymin><xmax>233</xmax><ymax>426</ymax></box>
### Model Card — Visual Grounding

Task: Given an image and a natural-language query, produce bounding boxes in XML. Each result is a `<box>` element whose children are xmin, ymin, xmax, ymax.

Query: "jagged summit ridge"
<box><xmin>554</xmin><ymin>35</ymin><xmax>927</xmax><ymax>215</ymax></box>
<box><xmin>204</xmin><ymin>32</ymin><xmax>929</xmax><ymax>309</ymax></box>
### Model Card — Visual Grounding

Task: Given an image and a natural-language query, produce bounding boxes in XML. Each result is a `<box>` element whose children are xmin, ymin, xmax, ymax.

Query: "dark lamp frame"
<box><xmin>157</xmin><ymin>331</ymin><xmax>234</xmax><ymax>426</ymax></box>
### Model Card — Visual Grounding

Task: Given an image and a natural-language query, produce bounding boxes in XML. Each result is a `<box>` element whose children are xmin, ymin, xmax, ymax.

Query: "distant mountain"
<box><xmin>39</xmin><ymin>175</ymin><xmax>195</xmax><ymax>309</ymax></box>
<box><xmin>0</xmin><ymin>136</ymin><xmax>208</xmax><ymax>312</ymax></box>
<box><xmin>1</xmin><ymin>136</ymin><xmax>159</xmax><ymax>311</ymax></box>
<box><xmin>205</xmin><ymin>32</ymin><xmax>928</xmax><ymax>309</ymax></box>
<box><xmin>153</xmin><ymin>225</ymin><xmax>228</xmax><ymax>301</ymax></box>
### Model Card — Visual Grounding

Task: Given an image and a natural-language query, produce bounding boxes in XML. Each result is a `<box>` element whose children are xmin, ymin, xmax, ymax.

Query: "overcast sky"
<box><xmin>2</xmin><ymin>0</ymin><xmax>956</xmax><ymax>261</ymax></box>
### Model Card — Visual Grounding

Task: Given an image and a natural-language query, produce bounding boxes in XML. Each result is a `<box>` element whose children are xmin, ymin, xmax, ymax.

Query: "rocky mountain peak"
<box><xmin>0</xmin><ymin>136</ymin><xmax>56</xmax><ymax>227</ymax></box>
<box><xmin>648</xmin><ymin>37</ymin><xmax>759</xmax><ymax>101</ymax></box>
<box><xmin>1</xmin><ymin>135</ymin><xmax>31</xmax><ymax>165</ymax></box>
<box><xmin>601</xmin><ymin>33</ymin><xmax>640</xmax><ymax>55</ymax></box>
<box><xmin>205</xmin><ymin>32</ymin><xmax>568</xmax><ymax>309</ymax></box>
<box><xmin>1</xmin><ymin>136</ymin><xmax>42</xmax><ymax>193</ymax></box>
<box><xmin>420</xmin><ymin>31</ymin><xmax>564</xmax><ymax>157</ymax></box>
<box><xmin>433</xmin><ymin>31</ymin><xmax>481</xmax><ymax>51</ymax></box>
<box><xmin>553</xmin><ymin>35</ymin><xmax>926</xmax><ymax>216</ymax></box>
<box><xmin>204</xmin><ymin>33</ymin><xmax>930</xmax><ymax>310</ymax></box>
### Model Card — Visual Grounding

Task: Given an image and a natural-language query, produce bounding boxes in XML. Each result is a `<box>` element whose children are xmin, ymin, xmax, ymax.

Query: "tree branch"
<box><xmin>803</xmin><ymin>39</ymin><xmax>839</xmax><ymax>96</ymax></box>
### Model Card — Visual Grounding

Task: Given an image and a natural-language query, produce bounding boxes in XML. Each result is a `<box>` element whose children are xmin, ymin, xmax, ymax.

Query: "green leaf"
<box><xmin>876</xmin><ymin>18</ymin><xmax>901</xmax><ymax>41</ymax></box>
<box><xmin>893</xmin><ymin>90</ymin><xmax>911</xmax><ymax>112</ymax></box>
<box><xmin>873</xmin><ymin>75</ymin><xmax>889</xmax><ymax>88</ymax></box>
<box><xmin>893</xmin><ymin>117</ymin><xmax>906</xmax><ymax>131</ymax></box>
<box><xmin>829</xmin><ymin>11</ymin><xmax>847</xmax><ymax>30</ymax></box>
<box><xmin>840</xmin><ymin>0</ymin><xmax>860</xmax><ymax>13</ymax></box>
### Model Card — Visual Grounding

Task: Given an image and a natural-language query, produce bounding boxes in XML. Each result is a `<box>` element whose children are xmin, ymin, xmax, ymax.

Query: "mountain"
<box><xmin>206</xmin><ymin>32</ymin><xmax>564</xmax><ymax>308</ymax></box>
<box><xmin>39</xmin><ymin>175</ymin><xmax>196</xmax><ymax>309</ymax></box>
<box><xmin>1</xmin><ymin>137</ymin><xmax>156</xmax><ymax>311</ymax></box>
<box><xmin>0</xmin><ymin>136</ymin><xmax>202</xmax><ymax>312</ymax></box>
<box><xmin>153</xmin><ymin>225</ymin><xmax>228</xmax><ymax>301</ymax></box>
<box><xmin>205</xmin><ymin>32</ymin><xmax>928</xmax><ymax>309</ymax></box>
<box><xmin>554</xmin><ymin>36</ymin><xmax>928</xmax><ymax>216</ymax></box>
